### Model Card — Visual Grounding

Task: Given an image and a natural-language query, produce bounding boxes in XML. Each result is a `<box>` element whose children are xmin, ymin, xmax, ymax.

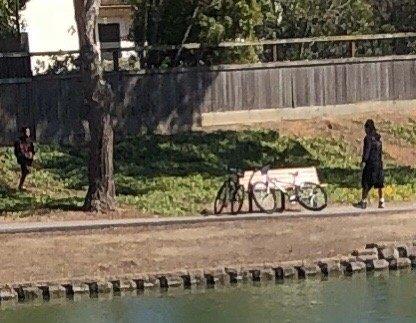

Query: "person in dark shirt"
<box><xmin>355</xmin><ymin>119</ymin><xmax>384</xmax><ymax>209</ymax></box>
<box><xmin>14</xmin><ymin>127</ymin><xmax>35</xmax><ymax>191</ymax></box>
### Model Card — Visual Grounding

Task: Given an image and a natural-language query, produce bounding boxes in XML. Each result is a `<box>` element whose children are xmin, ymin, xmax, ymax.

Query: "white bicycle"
<box><xmin>251</xmin><ymin>165</ymin><xmax>328</xmax><ymax>213</ymax></box>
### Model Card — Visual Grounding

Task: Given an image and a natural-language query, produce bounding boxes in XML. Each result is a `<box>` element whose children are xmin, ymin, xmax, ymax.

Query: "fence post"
<box><xmin>272</xmin><ymin>44</ymin><xmax>278</xmax><ymax>61</ymax></box>
<box><xmin>113</xmin><ymin>49</ymin><xmax>119</xmax><ymax>71</ymax></box>
<box><xmin>350</xmin><ymin>41</ymin><xmax>356</xmax><ymax>57</ymax></box>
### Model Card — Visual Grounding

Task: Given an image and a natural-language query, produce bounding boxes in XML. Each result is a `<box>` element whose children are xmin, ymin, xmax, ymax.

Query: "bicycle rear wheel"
<box><xmin>252</xmin><ymin>182</ymin><xmax>280</xmax><ymax>214</ymax></box>
<box><xmin>296</xmin><ymin>182</ymin><xmax>328</xmax><ymax>211</ymax></box>
<box><xmin>214</xmin><ymin>182</ymin><xmax>245</xmax><ymax>215</ymax></box>
<box><xmin>231</xmin><ymin>185</ymin><xmax>245</xmax><ymax>215</ymax></box>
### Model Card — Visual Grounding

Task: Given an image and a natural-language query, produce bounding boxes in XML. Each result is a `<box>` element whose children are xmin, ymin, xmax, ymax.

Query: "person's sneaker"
<box><xmin>354</xmin><ymin>201</ymin><xmax>367</xmax><ymax>209</ymax></box>
<box><xmin>378</xmin><ymin>200</ymin><xmax>385</xmax><ymax>209</ymax></box>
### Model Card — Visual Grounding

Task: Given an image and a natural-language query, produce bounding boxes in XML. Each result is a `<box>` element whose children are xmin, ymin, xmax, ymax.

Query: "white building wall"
<box><xmin>21</xmin><ymin>0</ymin><xmax>80</xmax><ymax>52</ymax></box>
<box><xmin>20</xmin><ymin>0</ymin><xmax>135</xmax><ymax>74</ymax></box>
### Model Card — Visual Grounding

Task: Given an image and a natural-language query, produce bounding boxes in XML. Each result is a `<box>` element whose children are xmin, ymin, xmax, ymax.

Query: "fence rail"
<box><xmin>2</xmin><ymin>32</ymin><xmax>416</xmax><ymax>58</ymax></box>
<box><xmin>1</xmin><ymin>32</ymin><xmax>416</xmax><ymax>74</ymax></box>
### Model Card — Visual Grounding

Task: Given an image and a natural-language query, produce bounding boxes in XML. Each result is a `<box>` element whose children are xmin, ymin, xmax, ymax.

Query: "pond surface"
<box><xmin>2</xmin><ymin>271</ymin><xmax>416</xmax><ymax>323</ymax></box>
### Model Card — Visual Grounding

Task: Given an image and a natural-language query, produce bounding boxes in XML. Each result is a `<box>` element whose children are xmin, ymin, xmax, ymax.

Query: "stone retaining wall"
<box><xmin>1</xmin><ymin>241</ymin><xmax>415</xmax><ymax>306</ymax></box>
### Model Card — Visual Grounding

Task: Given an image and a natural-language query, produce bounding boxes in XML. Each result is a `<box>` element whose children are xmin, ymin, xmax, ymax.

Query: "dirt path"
<box><xmin>1</xmin><ymin>211</ymin><xmax>415</xmax><ymax>285</ymax></box>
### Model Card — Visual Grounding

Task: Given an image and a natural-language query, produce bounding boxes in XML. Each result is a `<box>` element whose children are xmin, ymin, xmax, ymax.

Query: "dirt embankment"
<box><xmin>208</xmin><ymin>113</ymin><xmax>416</xmax><ymax>167</ymax></box>
<box><xmin>0</xmin><ymin>211</ymin><xmax>415</xmax><ymax>285</ymax></box>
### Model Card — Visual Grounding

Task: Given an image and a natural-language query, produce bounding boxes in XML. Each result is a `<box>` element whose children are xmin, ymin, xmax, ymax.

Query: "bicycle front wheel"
<box><xmin>214</xmin><ymin>181</ymin><xmax>229</xmax><ymax>214</ymax></box>
<box><xmin>252</xmin><ymin>182</ymin><xmax>278</xmax><ymax>214</ymax></box>
<box><xmin>296</xmin><ymin>182</ymin><xmax>328</xmax><ymax>211</ymax></box>
<box><xmin>214</xmin><ymin>182</ymin><xmax>245</xmax><ymax>215</ymax></box>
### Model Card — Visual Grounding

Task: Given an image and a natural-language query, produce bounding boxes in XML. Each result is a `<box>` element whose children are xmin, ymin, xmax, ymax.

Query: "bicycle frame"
<box><xmin>262</xmin><ymin>171</ymin><xmax>303</xmax><ymax>198</ymax></box>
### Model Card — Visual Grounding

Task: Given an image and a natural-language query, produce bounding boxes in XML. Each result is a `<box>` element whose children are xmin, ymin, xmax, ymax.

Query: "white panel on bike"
<box><xmin>238</xmin><ymin>167</ymin><xmax>322</xmax><ymax>192</ymax></box>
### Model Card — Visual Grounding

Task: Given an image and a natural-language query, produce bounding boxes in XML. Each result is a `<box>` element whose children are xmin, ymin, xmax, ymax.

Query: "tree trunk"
<box><xmin>73</xmin><ymin>0</ymin><xmax>116</xmax><ymax>212</ymax></box>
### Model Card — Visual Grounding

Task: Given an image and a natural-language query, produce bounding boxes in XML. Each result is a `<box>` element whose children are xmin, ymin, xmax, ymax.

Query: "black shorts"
<box><xmin>362</xmin><ymin>164</ymin><xmax>384</xmax><ymax>190</ymax></box>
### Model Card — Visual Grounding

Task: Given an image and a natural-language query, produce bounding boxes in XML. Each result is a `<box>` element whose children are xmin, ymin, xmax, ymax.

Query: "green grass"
<box><xmin>1</xmin><ymin>129</ymin><xmax>415</xmax><ymax>216</ymax></box>
<box><xmin>380</xmin><ymin>119</ymin><xmax>416</xmax><ymax>145</ymax></box>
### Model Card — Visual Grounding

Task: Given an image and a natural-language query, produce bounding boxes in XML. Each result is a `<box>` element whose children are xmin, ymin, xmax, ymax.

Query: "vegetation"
<box><xmin>1</xmin><ymin>125</ymin><xmax>415</xmax><ymax>216</ymax></box>
<box><xmin>0</xmin><ymin>0</ymin><xmax>29</xmax><ymax>39</ymax></box>
<box><xmin>129</xmin><ymin>0</ymin><xmax>416</xmax><ymax>66</ymax></box>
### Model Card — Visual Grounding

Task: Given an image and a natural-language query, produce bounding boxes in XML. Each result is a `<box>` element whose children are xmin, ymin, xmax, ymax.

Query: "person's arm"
<box><xmin>14</xmin><ymin>141</ymin><xmax>23</xmax><ymax>160</ymax></box>
<box><xmin>361</xmin><ymin>136</ymin><xmax>371</xmax><ymax>166</ymax></box>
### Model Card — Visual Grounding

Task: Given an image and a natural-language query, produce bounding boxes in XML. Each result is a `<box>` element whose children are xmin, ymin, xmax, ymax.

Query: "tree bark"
<box><xmin>73</xmin><ymin>0</ymin><xmax>116</xmax><ymax>212</ymax></box>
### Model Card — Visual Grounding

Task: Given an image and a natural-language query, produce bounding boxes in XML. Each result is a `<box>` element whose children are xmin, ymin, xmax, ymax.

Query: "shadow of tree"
<box><xmin>1</xmin><ymin>129</ymin><xmax>415</xmax><ymax>215</ymax></box>
<box><xmin>0</xmin><ymin>195</ymin><xmax>84</xmax><ymax>214</ymax></box>
<box><xmin>318</xmin><ymin>166</ymin><xmax>416</xmax><ymax>188</ymax></box>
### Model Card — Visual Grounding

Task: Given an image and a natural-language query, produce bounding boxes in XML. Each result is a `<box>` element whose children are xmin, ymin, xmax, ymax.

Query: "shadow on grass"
<box><xmin>318</xmin><ymin>166</ymin><xmax>416</xmax><ymax>188</ymax></box>
<box><xmin>0</xmin><ymin>194</ymin><xmax>84</xmax><ymax>214</ymax></box>
<box><xmin>1</xmin><ymin>129</ymin><xmax>415</xmax><ymax>214</ymax></box>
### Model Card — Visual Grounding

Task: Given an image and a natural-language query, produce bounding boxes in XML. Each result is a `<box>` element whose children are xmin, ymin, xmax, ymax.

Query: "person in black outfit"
<box><xmin>355</xmin><ymin>119</ymin><xmax>384</xmax><ymax>209</ymax></box>
<box><xmin>14</xmin><ymin>127</ymin><xmax>35</xmax><ymax>191</ymax></box>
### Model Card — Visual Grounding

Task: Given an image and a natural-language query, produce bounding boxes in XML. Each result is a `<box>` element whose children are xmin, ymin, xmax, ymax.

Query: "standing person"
<box><xmin>14</xmin><ymin>127</ymin><xmax>35</xmax><ymax>191</ymax></box>
<box><xmin>355</xmin><ymin>119</ymin><xmax>385</xmax><ymax>209</ymax></box>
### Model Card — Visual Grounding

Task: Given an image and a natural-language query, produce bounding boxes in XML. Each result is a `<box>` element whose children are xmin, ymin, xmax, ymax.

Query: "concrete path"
<box><xmin>1</xmin><ymin>203</ymin><xmax>415</xmax><ymax>234</ymax></box>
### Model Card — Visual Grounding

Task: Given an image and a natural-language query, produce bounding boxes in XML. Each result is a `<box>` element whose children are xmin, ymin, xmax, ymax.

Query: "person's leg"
<box><xmin>358</xmin><ymin>187</ymin><xmax>370</xmax><ymax>208</ymax></box>
<box><xmin>378</xmin><ymin>188</ymin><xmax>385</xmax><ymax>208</ymax></box>
<box><xmin>362</xmin><ymin>187</ymin><xmax>370</xmax><ymax>201</ymax></box>
<box><xmin>18</xmin><ymin>164</ymin><xmax>28</xmax><ymax>191</ymax></box>
<box><xmin>356</xmin><ymin>165</ymin><xmax>372</xmax><ymax>209</ymax></box>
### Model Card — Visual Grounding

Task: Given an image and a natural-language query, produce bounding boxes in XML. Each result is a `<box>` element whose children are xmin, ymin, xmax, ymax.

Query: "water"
<box><xmin>2</xmin><ymin>271</ymin><xmax>416</xmax><ymax>323</ymax></box>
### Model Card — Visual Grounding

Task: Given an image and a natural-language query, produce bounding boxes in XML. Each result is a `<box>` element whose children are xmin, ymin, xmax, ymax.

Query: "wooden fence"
<box><xmin>1</xmin><ymin>54</ymin><xmax>416</xmax><ymax>144</ymax></box>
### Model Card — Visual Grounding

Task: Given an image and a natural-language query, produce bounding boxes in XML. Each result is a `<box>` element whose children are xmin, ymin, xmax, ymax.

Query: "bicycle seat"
<box><xmin>260</xmin><ymin>165</ymin><xmax>271</xmax><ymax>175</ymax></box>
<box><xmin>290</xmin><ymin>171</ymin><xmax>299</xmax><ymax>177</ymax></box>
<box><xmin>229</xmin><ymin>167</ymin><xmax>243</xmax><ymax>176</ymax></box>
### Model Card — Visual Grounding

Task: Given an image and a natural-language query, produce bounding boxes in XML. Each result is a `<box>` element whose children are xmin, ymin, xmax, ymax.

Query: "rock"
<box><xmin>0</xmin><ymin>287</ymin><xmax>18</xmax><ymax>301</ymax></box>
<box><xmin>352</xmin><ymin>248</ymin><xmax>378</xmax><ymax>257</ymax></box>
<box><xmin>317</xmin><ymin>260</ymin><xmax>341</xmax><ymax>276</ymax></box>
<box><xmin>398</xmin><ymin>245</ymin><xmax>416</xmax><ymax>259</ymax></box>
<box><xmin>365</xmin><ymin>243</ymin><xmax>387</xmax><ymax>249</ymax></box>
<box><xmin>397</xmin><ymin>245</ymin><xmax>410</xmax><ymax>258</ymax></box>
<box><xmin>389</xmin><ymin>258</ymin><xmax>411</xmax><ymax>270</ymax></box>
<box><xmin>249</xmin><ymin>269</ymin><xmax>262</xmax><ymax>282</ymax></box>
<box><xmin>71</xmin><ymin>283</ymin><xmax>90</xmax><ymax>294</ymax></box>
<box><xmin>204</xmin><ymin>268</ymin><xmax>226</xmax><ymax>285</ymax></box>
<box><xmin>260</xmin><ymin>268</ymin><xmax>276</xmax><ymax>280</ymax></box>
<box><xmin>357</xmin><ymin>254</ymin><xmax>379</xmax><ymax>263</ymax></box>
<box><xmin>225</xmin><ymin>267</ymin><xmax>244</xmax><ymax>283</ymax></box>
<box><xmin>20</xmin><ymin>286</ymin><xmax>43</xmax><ymax>300</ymax></box>
<box><xmin>187</xmin><ymin>269</ymin><xmax>205</xmax><ymax>286</ymax></box>
<box><xmin>39</xmin><ymin>285</ymin><xmax>66</xmax><ymax>299</ymax></box>
<box><xmin>339</xmin><ymin>255</ymin><xmax>357</xmax><ymax>266</ymax></box>
<box><xmin>165</xmin><ymin>275</ymin><xmax>184</xmax><ymax>288</ymax></box>
<box><xmin>155</xmin><ymin>275</ymin><xmax>183</xmax><ymax>289</ymax></box>
<box><xmin>180</xmin><ymin>274</ymin><xmax>198</xmax><ymax>287</ymax></box>
<box><xmin>378</xmin><ymin>247</ymin><xmax>400</xmax><ymax>261</ymax></box>
<box><xmin>274</xmin><ymin>266</ymin><xmax>297</xmax><ymax>280</ymax></box>
<box><xmin>345</xmin><ymin>261</ymin><xmax>366</xmax><ymax>273</ymax></box>
<box><xmin>96</xmin><ymin>282</ymin><xmax>113</xmax><ymax>293</ymax></box>
<box><xmin>132</xmin><ymin>275</ymin><xmax>158</xmax><ymax>289</ymax></box>
<box><xmin>366</xmin><ymin>259</ymin><xmax>389</xmax><ymax>271</ymax></box>
<box><xmin>122</xmin><ymin>280</ymin><xmax>136</xmax><ymax>291</ymax></box>
<box><xmin>296</xmin><ymin>265</ymin><xmax>320</xmax><ymax>278</ymax></box>
<box><xmin>240</xmin><ymin>266</ymin><xmax>265</xmax><ymax>282</ymax></box>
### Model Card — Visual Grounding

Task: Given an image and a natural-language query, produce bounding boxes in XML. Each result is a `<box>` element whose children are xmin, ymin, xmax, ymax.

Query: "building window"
<box><xmin>98</xmin><ymin>23</ymin><xmax>120</xmax><ymax>44</ymax></box>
